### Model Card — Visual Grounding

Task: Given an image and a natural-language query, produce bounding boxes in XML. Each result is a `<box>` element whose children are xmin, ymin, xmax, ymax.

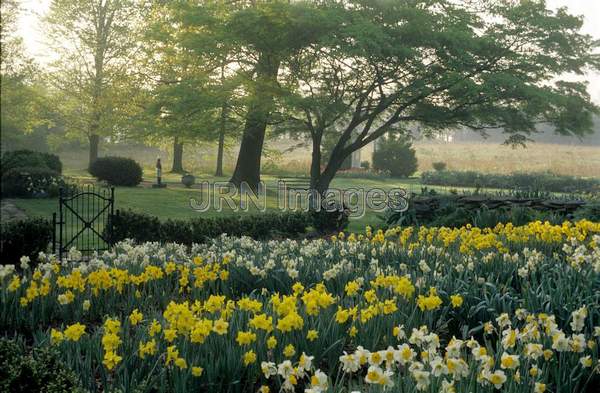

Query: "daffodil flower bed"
<box><xmin>1</xmin><ymin>220</ymin><xmax>599</xmax><ymax>392</ymax></box>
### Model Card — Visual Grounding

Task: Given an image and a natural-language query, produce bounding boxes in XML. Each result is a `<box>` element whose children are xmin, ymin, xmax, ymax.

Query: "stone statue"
<box><xmin>156</xmin><ymin>158</ymin><xmax>162</xmax><ymax>185</ymax></box>
<box><xmin>152</xmin><ymin>157</ymin><xmax>166</xmax><ymax>188</ymax></box>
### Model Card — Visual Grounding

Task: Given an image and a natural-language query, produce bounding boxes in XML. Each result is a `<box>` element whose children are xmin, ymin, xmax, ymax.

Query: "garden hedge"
<box><xmin>1</xmin><ymin>166</ymin><xmax>64</xmax><ymax>198</ymax></box>
<box><xmin>107</xmin><ymin>210</ymin><xmax>318</xmax><ymax>244</ymax></box>
<box><xmin>0</xmin><ymin>150</ymin><xmax>63</xmax><ymax>176</ymax></box>
<box><xmin>0</xmin><ymin>337</ymin><xmax>83</xmax><ymax>393</ymax></box>
<box><xmin>0</xmin><ymin>218</ymin><xmax>53</xmax><ymax>267</ymax></box>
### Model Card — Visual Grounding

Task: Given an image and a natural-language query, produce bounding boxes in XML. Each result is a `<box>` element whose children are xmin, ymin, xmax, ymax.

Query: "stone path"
<box><xmin>0</xmin><ymin>199</ymin><xmax>28</xmax><ymax>223</ymax></box>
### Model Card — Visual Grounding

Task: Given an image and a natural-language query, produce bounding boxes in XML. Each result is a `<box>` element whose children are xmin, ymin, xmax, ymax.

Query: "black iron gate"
<box><xmin>53</xmin><ymin>186</ymin><xmax>115</xmax><ymax>259</ymax></box>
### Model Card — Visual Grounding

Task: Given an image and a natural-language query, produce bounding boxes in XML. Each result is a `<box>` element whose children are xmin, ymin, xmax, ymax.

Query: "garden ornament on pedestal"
<box><xmin>152</xmin><ymin>157</ymin><xmax>167</xmax><ymax>188</ymax></box>
<box><xmin>181</xmin><ymin>173</ymin><xmax>195</xmax><ymax>188</ymax></box>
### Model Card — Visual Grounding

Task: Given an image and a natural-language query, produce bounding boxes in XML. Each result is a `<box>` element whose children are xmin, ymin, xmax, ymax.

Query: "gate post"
<box><xmin>52</xmin><ymin>212</ymin><xmax>56</xmax><ymax>255</ymax></box>
<box><xmin>109</xmin><ymin>187</ymin><xmax>115</xmax><ymax>246</ymax></box>
<box><xmin>58</xmin><ymin>187</ymin><xmax>63</xmax><ymax>260</ymax></box>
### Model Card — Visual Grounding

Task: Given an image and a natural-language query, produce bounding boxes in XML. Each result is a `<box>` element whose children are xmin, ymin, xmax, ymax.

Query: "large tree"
<box><xmin>138</xmin><ymin>1</ymin><xmax>243</xmax><ymax>175</ymax></box>
<box><xmin>44</xmin><ymin>0</ymin><xmax>143</xmax><ymax>168</ymax></box>
<box><xmin>279</xmin><ymin>0</ymin><xmax>600</xmax><ymax>194</ymax></box>
<box><xmin>166</xmin><ymin>1</ymin><xmax>340</xmax><ymax>188</ymax></box>
<box><xmin>0</xmin><ymin>0</ymin><xmax>48</xmax><ymax>151</ymax></box>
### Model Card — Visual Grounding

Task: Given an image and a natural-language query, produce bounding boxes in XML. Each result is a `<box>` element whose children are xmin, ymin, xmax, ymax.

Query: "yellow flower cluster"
<box><xmin>102</xmin><ymin>318</ymin><xmax>122</xmax><ymax>370</ymax></box>
<box><xmin>417</xmin><ymin>287</ymin><xmax>443</xmax><ymax>311</ymax></box>
<box><xmin>380</xmin><ymin>219</ymin><xmax>600</xmax><ymax>254</ymax></box>
<box><xmin>51</xmin><ymin>322</ymin><xmax>86</xmax><ymax>343</ymax></box>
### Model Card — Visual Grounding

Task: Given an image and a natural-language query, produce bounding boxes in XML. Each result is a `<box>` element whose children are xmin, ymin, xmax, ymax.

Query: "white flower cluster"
<box><xmin>14</xmin><ymin>228</ymin><xmax>596</xmax><ymax>292</ymax></box>
<box><xmin>261</xmin><ymin>353</ymin><xmax>328</xmax><ymax>393</ymax></box>
<box><xmin>339</xmin><ymin>310</ymin><xmax>599</xmax><ymax>392</ymax></box>
<box><xmin>563</xmin><ymin>235</ymin><xmax>600</xmax><ymax>272</ymax></box>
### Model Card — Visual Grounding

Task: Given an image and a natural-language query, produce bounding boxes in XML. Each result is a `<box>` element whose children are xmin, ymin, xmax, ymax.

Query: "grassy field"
<box><xmin>55</xmin><ymin>140</ymin><xmax>600</xmax><ymax>178</ymax></box>
<box><xmin>415</xmin><ymin>141</ymin><xmax>600</xmax><ymax>177</ymax></box>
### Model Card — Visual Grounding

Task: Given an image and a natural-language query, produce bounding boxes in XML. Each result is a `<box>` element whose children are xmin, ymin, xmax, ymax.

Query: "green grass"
<box><xmin>10</xmin><ymin>172</ymin><xmax>456</xmax><ymax>233</ymax></box>
<box><xmin>8</xmin><ymin>169</ymin><xmax>585</xmax><ymax>249</ymax></box>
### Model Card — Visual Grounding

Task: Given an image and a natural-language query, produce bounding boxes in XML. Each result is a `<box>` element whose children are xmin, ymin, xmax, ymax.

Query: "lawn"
<box><xmin>9</xmin><ymin>172</ymin><xmax>456</xmax><ymax>233</ymax></box>
<box><xmin>8</xmin><ymin>140</ymin><xmax>599</xmax><ymax>234</ymax></box>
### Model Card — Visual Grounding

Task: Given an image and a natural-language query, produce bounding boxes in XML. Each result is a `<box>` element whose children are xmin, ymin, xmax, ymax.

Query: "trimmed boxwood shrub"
<box><xmin>1</xmin><ymin>150</ymin><xmax>63</xmax><ymax>176</ymax></box>
<box><xmin>0</xmin><ymin>338</ymin><xmax>83</xmax><ymax>393</ymax></box>
<box><xmin>1</xmin><ymin>166</ymin><xmax>64</xmax><ymax>198</ymax></box>
<box><xmin>88</xmin><ymin>156</ymin><xmax>143</xmax><ymax>186</ymax></box>
<box><xmin>372</xmin><ymin>136</ymin><xmax>418</xmax><ymax>178</ymax></box>
<box><xmin>0</xmin><ymin>218</ymin><xmax>53</xmax><ymax>267</ymax></box>
<box><xmin>107</xmin><ymin>210</ymin><xmax>314</xmax><ymax>244</ymax></box>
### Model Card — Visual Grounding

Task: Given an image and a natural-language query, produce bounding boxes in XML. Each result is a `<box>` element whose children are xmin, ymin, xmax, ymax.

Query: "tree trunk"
<box><xmin>88</xmin><ymin>134</ymin><xmax>100</xmax><ymax>169</ymax></box>
<box><xmin>314</xmin><ymin>152</ymin><xmax>346</xmax><ymax>196</ymax></box>
<box><xmin>171</xmin><ymin>136</ymin><xmax>185</xmax><ymax>173</ymax></box>
<box><xmin>215</xmin><ymin>104</ymin><xmax>227</xmax><ymax>177</ymax></box>
<box><xmin>229</xmin><ymin>53</ymin><xmax>280</xmax><ymax>189</ymax></box>
<box><xmin>87</xmin><ymin>84</ymin><xmax>102</xmax><ymax>169</ymax></box>
<box><xmin>309</xmin><ymin>132</ymin><xmax>322</xmax><ymax>189</ymax></box>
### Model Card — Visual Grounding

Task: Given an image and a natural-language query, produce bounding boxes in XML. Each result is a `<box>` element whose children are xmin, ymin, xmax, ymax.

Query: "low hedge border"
<box><xmin>107</xmin><ymin>210</ymin><xmax>319</xmax><ymax>245</ymax></box>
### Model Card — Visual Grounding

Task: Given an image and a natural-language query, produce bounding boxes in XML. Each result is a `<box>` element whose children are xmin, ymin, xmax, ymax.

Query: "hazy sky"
<box><xmin>16</xmin><ymin>0</ymin><xmax>600</xmax><ymax>103</ymax></box>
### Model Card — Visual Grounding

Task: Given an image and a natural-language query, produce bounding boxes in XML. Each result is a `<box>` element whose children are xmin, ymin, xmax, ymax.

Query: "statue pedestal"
<box><xmin>152</xmin><ymin>174</ymin><xmax>166</xmax><ymax>188</ymax></box>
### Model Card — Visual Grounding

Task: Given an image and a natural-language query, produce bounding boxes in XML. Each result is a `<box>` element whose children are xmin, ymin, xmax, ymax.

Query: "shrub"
<box><xmin>310</xmin><ymin>208</ymin><xmax>350</xmax><ymax>234</ymax></box>
<box><xmin>106</xmin><ymin>210</ymin><xmax>162</xmax><ymax>244</ymax></box>
<box><xmin>0</xmin><ymin>338</ymin><xmax>83</xmax><ymax>393</ymax></box>
<box><xmin>88</xmin><ymin>156</ymin><xmax>143</xmax><ymax>186</ymax></box>
<box><xmin>372</xmin><ymin>136</ymin><xmax>418</xmax><ymax>178</ymax></box>
<box><xmin>0</xmin><ymin>150</ymin><xmax>63</xmax><ymax>176</ymax></box>
<box><xmin>432</xmin><ymin>161</ymin><xmax>447</xmax><ymax>171</ymax></box>
<box><xmin>360</xmin><ymin>161</ymin><xmax>370</xmax><ymax>170</ymax></box>
<box><xmin>107</xmin><ymin>210</ymin><xmax>312</xmax><ymax>244</ymax></box>
<box><xmin>1</xmin><ymin>166</ymin><xmax>64</xmax><ymax>198</ymax></box>
<box><xmin>0</xmin><ymin>218</ymin><xmax>53</xmax><ymax>267</ymax></box>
